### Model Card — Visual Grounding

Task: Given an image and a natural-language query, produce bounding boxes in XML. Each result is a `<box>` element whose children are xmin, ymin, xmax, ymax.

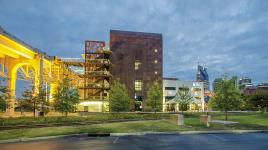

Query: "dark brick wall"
<box><xmin>110</xmin><ymin>30</ymin><xmax>163</xmax><ymax>110</ymax></box>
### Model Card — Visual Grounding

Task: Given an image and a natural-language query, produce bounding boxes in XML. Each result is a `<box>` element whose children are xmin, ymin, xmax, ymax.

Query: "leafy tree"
<box><xmin>109</xmin><ymin>80</ymin><xmax>131</xmax><ymax>112</ymax></box>
<box><xmin>239</xmin><ymin>84</ymin><xmax>246</xmax><ymax>91</ymax></box>
<box><xmin>239</xmin><ymin>93</ymin><xmax>248</xmax><ymax>111</ymax></box>
<box><xmin>0</xmin><ymin>79</ymin><xmax>8</xmax><ymax>112</ymax></box>
<box><xmin>53</xmin><ymin>78</ymin><xmax>80</xmax><ymax>116</ymax></box>
<box><xmin>173</xmin><ymin>86</ymin><xmax>194</xmax><ymax>114</ymax></box>
<box><xmin>20</xmin><ymin>85</ymin><xmax>48</xmax><ymax>117</ymax></box>
<box><xmin>0</xmin><ymin>98</ymin><xmax>7</xmax><ymax>112</ymax></box>
<box><xmin>247</xmin><ymin>90</ymin><xmax>268</xmax><ymax>111</ymax></box>
<box><xmin>0</xmin><ymin>86</ymin><xmax>7</xmax><ymax>111</ymax></box>
<box><xmin>208</xmin><ymin>75</ymin><xmax>242</xmax><ymax>120</ymax></box>
<box><xmin>17</xmin><ymin>97</ymin><xmax>32</xmax><ymax>114</ymax></box>
<box><xmin>147</xmin><ymin>81</ymin><xmax>163</xmax><ymax>112</ymax></box>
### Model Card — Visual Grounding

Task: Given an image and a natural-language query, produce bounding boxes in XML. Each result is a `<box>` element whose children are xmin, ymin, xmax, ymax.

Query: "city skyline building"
<box><xmin>243</xmin><ymin>86</ymin><xmax>257</xmax><ymax>95</ymax></box>
<box><xmin>196</xmin><ymin>65</ymin><xmax>209</xmax><ymax>91</ymax></box>
<box><xmin>238</xmin><ymin>77</ymin><xmax>253</xmax><ymax>89</ymax></box>
<box><xmin>257</xmin><ymin>83</ymin><xmax>268</xmax><ymax>91</ymax></box>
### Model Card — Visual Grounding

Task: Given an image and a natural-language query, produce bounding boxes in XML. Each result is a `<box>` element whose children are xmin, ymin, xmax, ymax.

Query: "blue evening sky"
<box><xmin>1</xmin><ymin>0</ymin><xmax>268</xmax><ymax>86</ymax></box>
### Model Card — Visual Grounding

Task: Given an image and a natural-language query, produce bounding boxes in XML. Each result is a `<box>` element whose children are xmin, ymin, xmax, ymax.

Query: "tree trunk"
<box><xmin>225</xmin><ymin>111</ymin><xmax>228</xmax><ymax>120</ymax></box>
<box><xmin>33</xmin><ymin>102</ymin><xmax>36</xmax><ymax>117</ymax></box>
<box><xmin>20</xmin><ymin>108</ymin><xmax>23</xmax><ymax>116</ymax></box>
<box><xmin>34</xmin><ymin>108</ymin><xmax>36</xmax><ymax>117</ymax></box>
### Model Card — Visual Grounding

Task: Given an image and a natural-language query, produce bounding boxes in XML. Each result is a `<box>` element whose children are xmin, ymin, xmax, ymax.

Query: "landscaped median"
<box><xmin>0</xmin><ymin>112</ymin><xmax>267</xmax><ymax>142</ymax></box>
<box><xmin>0</xmin><ymin>113</ymin><xmax>169</xmax><ymax>129</ymax></box>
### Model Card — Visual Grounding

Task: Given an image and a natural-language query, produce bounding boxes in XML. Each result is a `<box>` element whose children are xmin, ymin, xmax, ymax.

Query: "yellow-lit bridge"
<box><xmin>0</xmin><ymin>26</ymin><xmax>82</xmax><ymax>117</ymax></box>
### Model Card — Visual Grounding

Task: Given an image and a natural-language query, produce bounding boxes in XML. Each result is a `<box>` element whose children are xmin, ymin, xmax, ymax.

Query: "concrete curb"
<box><xmin>1</xmin><ymin>130</ymin><xmax>268</xmax><ymax>144</ymax></box>
<box><xmin>110</xmin><ymin>130</ymin><xmax>268</xmax><ymax>136</ymax></box>
<box><xmin>0</xmin><ymin>133</ymin><xmax>88</xmax><ymax>144</ymax></box>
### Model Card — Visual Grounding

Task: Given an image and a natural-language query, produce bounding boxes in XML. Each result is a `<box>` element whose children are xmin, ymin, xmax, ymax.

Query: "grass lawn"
<box><xmin>212</xmin><ymin>112</ymin><xmax>268</xmax><ymax>130</ymax></box>
<box><xmin>0</xmin><ymin>112</ymin><xmax>267</xmax><ymax>141</ymax></box>
<box><xmin>0</xmin><ymin>120</ymin><xmax>198</xmax><ymax>140</ymax></box>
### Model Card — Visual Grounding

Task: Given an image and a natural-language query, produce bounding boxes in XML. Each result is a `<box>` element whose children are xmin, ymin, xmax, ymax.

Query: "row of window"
<box><xmin>133</xmin><ymin>49</ymin><xmax>159</xmax><ymax>91</ymax></box>
<box><xmin>134</xmin><ymin>60</ymin><xmax>158</xmax><ymax>70</ymax></box>
<box><xmin>165</xmin><ymin>87</ymin><xmax>191</xmax><ymax>90</ymax></box>
<box><xmin>165</xmin><ymin>87</ymin><xmax>176</xmax><ymax>90</ymax></box>
<box><xmin>135</xmin><ymin>61</ymin><xmax>159</xmax><ymax>75</ymax></box>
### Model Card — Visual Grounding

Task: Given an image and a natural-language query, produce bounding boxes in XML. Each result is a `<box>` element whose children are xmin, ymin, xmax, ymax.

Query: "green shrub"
<box><xmin>0</xmin><ymin>113</ymin><xmax>170</xmax><ymax>126</ymax></box>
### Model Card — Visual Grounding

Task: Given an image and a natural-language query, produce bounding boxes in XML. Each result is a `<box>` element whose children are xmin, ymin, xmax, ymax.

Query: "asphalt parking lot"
<box><xmin>1</xmin><ymin>133</ymin><xmax>268</xmax><ymax>150</ymax></box>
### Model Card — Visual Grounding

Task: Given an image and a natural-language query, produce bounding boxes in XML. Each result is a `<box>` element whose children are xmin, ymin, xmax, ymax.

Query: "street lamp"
<box><xmin>154</xmin><ymin>95</ymin><xmax>156</xmax><ymax>114</ymax></box>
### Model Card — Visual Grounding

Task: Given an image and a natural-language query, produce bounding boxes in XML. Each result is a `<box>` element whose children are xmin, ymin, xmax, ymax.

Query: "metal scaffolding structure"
<box><xmin>61</xmin><ymin>41</ymin><xmax>111</xmax><ymax>112</ymax></box>
<box><xmin>84</xmin><ymin>41</ymin><xmax>111</xmax><ymax>102</ymax></box>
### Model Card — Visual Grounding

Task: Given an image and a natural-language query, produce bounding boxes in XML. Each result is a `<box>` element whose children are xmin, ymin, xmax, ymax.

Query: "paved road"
<box><xmin>1</xmin><ymin>133</ymin><xmax>268</xmax><ymax>150</ymax></box>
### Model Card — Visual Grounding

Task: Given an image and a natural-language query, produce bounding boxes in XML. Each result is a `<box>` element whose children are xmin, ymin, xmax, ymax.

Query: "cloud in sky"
<box><xmin>0</xmin><ymin>0</ymin><xmax>268</xmax><ymax>85</ymax></box>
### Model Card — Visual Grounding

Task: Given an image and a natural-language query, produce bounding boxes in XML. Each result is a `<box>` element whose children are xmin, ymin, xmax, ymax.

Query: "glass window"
<box><xmin>165</xmin><ymin>87</ymin><xmax>176</xmax><ymax>90</ymax></box>
<box><xmin>179</xmin><ymin>87</ymin><xmax>190</xmax><ymax>91</ymax></box>
<box><xmin>165</xmin><ymin>96</ymin><xmax>175</xmax><ymax>101</ymax></box>
<box><xmin>135</xmin><ymin>80</ymin><xmax>142</xmax><ymax>91</ymax></box>
<box><xmin>135</xmin><ymin>95</ymin><xmax>142</xmax><ymax>101</ymax></box>
<box><xmin>135</xmin><ymin>60</ymin><xmax>141</xmax><ymax>70</ymax></box>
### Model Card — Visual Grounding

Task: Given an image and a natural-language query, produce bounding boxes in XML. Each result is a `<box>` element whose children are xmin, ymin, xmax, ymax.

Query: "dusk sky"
<box><xmin>1</xmin><ymin>0</ymin><xmax>268</xmax><ymax>85</ymax></box>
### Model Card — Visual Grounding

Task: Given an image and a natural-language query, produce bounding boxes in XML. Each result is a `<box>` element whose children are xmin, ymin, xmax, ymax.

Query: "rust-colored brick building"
<box><xmin>110</xmin><ymin>30</ymin><xmax>163</xmax><ymax>111</ymax></box>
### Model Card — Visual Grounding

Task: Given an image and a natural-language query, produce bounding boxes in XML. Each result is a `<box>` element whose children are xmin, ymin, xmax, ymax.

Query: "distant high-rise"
<box><xmin>243</xmin><ymin>82</ymin><xmax>268</xmax><ymax>95</ymax></box>
<box><xmin>238</xmin><ymin>77</ymin><xmax>253</xmax><ymax>89</ymax></box>
<box><xmin>196</xmin><ymin>65</ymin><xmax>209</xmax><ymax>90</ymax></box>
<box><xmin>110</xmin><ymin>30</ymin><xmax>163</xmax><ymax>111</ymax></box>
<box><xmin>257</xmin><ymin>83</ymin><xmax>268</xmax><ymax>91</ymax></box>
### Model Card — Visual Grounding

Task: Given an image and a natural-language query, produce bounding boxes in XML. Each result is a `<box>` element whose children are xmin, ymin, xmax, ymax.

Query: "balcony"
<box><xmin>82</xmin><ymin>83</ymin><xmax>110</xmax><ymax>90</ymax></box>
<box><xmin>85</xmin><ymin>59</ymin><xmax>111</xmax><ymax>65</ymax></box>
<box><xmin>84</xmin><ymin>71</ymin><xmax>111</xmax><ymax>77</ymax></box>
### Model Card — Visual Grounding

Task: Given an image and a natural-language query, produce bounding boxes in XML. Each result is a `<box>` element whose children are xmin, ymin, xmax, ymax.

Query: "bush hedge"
<box><xmin>0</xmin><ymin>113</ymin><xmax>170</xmax><ymax>126</ymax></box>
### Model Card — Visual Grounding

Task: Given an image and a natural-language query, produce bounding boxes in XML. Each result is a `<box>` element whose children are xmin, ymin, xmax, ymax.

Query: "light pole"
<box><xmin>154</xmin><ymin>95</ymin><xmax>156</xmax><ymax>113</ymax></box>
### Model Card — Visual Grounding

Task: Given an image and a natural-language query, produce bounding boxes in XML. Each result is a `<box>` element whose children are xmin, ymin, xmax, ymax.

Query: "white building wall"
<box><xmin>163</xmin><ymin>79</ymin><xmax>205</xmax><ymax>112</ymax></box>
<box><xmin>162</xmin><ymin>79</ymin><xmax>177</xmax><ymax>111</ymax></box>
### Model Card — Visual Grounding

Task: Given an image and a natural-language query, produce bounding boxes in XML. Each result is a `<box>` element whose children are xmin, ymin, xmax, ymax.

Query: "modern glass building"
<box><xmin>196</xmin><ymin>65</ymin><xmax>209</xmax><ymax>91</ymax></box>
<box><xmin>238</xmin><ymin>77</ymin><xmax>253</xmax><ymax>89</ymax></box>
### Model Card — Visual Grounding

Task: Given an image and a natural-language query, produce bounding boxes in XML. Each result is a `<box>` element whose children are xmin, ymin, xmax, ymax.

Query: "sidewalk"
<box><xmin>210</xmin><ymin>120</ymin><xmax>239</xmax><ymax>125</ymax></box>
